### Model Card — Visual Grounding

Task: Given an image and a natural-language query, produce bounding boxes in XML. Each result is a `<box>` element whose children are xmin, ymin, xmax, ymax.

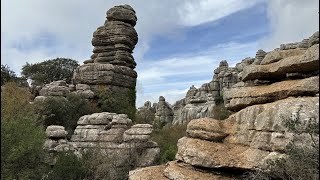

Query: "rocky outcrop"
<box><xmin>44</xmin><ymin>125</ymin><xmax>79</xmax><ymax>165</ymax></box>
<box><xmin>129</xmin><ymin>31</ymin><xmax>319</xmax><ymax>179</ymax></box>
<box><xmin>39</xmin><ymin>80</ymin><xmax>70</xmax><ymax>97</ymax></box>
<box><xmin>70</xmin><ymin>112</ymin><xmax>159</xmax><ymax>167</ymax></box>
<box><xmin>171</xmin><ymin>60</ymin><xmax>238</xmax><ymax>125</ymax></box>
<box><xmin>72</xmin><ymin>4</ymin><xmax>138</xmax><ymax>112</ymax></box>
<box><xmin>154</xmin><ymin>96</ymin><xmax>174</xmax><ymax>127</ymax></box>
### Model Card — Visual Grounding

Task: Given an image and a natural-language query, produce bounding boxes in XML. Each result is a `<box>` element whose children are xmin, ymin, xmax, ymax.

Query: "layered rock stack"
<box><xmin>72</xmin><ymin>4</ymin><xmax>138</xmax><ymax>110</ymax></box>
<box><xmin>70</xmin><ymin>112</ymin><xmax>160</xmax><ymax>168</ymax></box>
<box><xmin>129</xmin><ymin>31</ymin><xmax>319</xmax><ymax>179</ymax></box>
<box><xmin>33</xmin><ymin>80</ymin><xmax>95</xmax><ymax>103</ymax></box>
<box><xmin>136</xmin><ymin>101</ymin><xmax>157</xmax><ymax>124</ymax></box>
<box><xmin>154</xmin><ymin>96</ymin><xmax>174</xmax><ymax>127</ymax></box>
<box><xmin>44</xmin><ymin>125</ymin><xmax>78</xmax><ymax>165</ymax></box>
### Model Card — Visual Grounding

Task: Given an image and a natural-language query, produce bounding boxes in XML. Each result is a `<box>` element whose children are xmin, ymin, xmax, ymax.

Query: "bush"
<box><xmin>33</xmin><ymin>93</ymin><xmax>99</xmax><ymax>137</ymax></box>
<box><xmin>1</xmin><ymin>82</ymin><xmax>49</xmax><ymax>179</ymax></box>
<box><xmin>135</xmin><ymin>108</ymin><xmax>155</xmax><ymax>124</ymax></box>
<box><xmin>212</xmin><ymin>104</ymin><xmax>232</xmax><ymax>120</ymax></box>
<box><xmin>47</xmin><ymin>152</ymin><xmax>90</xmax><ymax>180</ymax></box>
<box><xmin>245</xmin><ymin>105</ymin><xmax>319</xmax><ymax>180</ymax></box>
<box><xmin>98</xmin><ymin>88</ymin><xmax>136</xmax><ymax>121</ymax></box>
<box><xmin>151</xmin><ymin>124</ymin><xmax>187</xmax><ymax>164</ymax></box>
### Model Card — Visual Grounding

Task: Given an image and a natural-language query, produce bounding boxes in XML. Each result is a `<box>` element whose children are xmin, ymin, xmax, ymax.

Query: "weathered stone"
<box><xmin>308</xmin><ymin>31</ymin><xmax>319</xmax><ymax>47</ymax></box>
<box><xmin>240</xmin><ymin>44</ymin><xmax>319</xmax><ymax>81</ymax></box>
<box><xmin>76</xmin><ymin>84</ymin><xmax>91</xmax><ymax>91</ymax></box>
<box><xmin>34</xmin><ymin>96</ymin><xmax>47</xmax><ymax>102</ymax></box>
<box><xmin>77</xmin><ymin>112</ymin><xmax>113</xmax><ymax>125</ymax></box>
<box><xmin>176</xmin><ymin>137</ymin><xmax>271</xmax><ymax>170</ymax></box>
<box><xmin>225</xmin><ymin>97</ymin><xmax>319</xmax><ymax>152</ymax></box>
<box><xmin>224</xmin><ymin>76</ymin><xmax>319</xmax><ymax>111</ymax></box>
<box><xmin>106</xmin><ymin>5</ymin><xmax>137</xmax><ymax>26</ymax></box>
<box><xmin>129</xmin><ymin>165</ymin><xmax>168</xmax><ymax>180</ymax></box>
<box><xmin>46</xmin><ymin>125</ymin><xmax>67</xmax><ymax>138</ymax></box>
<box><xmin>136</xmin><ymin>147</ymin><xmax>160</xmax><ymax>167</ymax></box>
<box><xmin>163</xmin><ymin>161</ymin><xmax>236</xmax><ymax>180</ymax></box>
<box><xmin>253</xmin><ymin>49</ymin><xmax>267</xmax><ymax>65</ymax></box>
<box><xmin>186</xmin><ymin>118</ymin><xmax>233</xmax><ymax>141</ymax></box>
<box><xmin>260</xmin><ymin>49</ymin><xmax>306</xmax><ymax>65</ymax></box>
<box><xmin>39</xmin><ymin>80</ymin><xmax>70</xmax><ymax>97</ymax></box>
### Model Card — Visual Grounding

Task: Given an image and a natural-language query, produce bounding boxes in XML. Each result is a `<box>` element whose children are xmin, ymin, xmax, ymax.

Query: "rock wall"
<box><xmin>128</xmin><ymin>31</ymin><xmax>319</xmax><ymax>179</ymax></box>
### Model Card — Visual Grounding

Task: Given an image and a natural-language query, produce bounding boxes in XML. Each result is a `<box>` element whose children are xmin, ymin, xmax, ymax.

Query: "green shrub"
<box><xmin>151</xmin><ymin>124</ymin><xmax>187</xmax><ymax>164</ymax></box>
<box><xmin>135</xmin><ymin>109</ymin><xmax>155</xmax><ymax>124</ymax></box>
<box><xmin>1</xmin><ymin>82</ymin><xmax>49</xmax><ymax>179</ymax></box>
<box><xmin>33</xmin><ymin>94</ymin><xmax>99</xmax><ymax>137</ymax></box>
<box><xmin>47</xmin><ymin>152</ymin><xmax>90</xmax><ymax>180</ymax></box>
<box><xmin>98</xmin><ymin>88</ymin><xmax>136</xmax><ymax>121</ymax></box>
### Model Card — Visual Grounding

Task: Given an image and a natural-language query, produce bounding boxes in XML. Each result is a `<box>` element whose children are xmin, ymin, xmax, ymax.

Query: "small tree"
<box><xmin>1</xmin><ymin>82</ymin><xmax>49</xmax><ymax>179</ymax></box>
<box><xmin>21</xmin><ymin>58</ymin><xmax>79</xmax><ymax>86</ymax></box>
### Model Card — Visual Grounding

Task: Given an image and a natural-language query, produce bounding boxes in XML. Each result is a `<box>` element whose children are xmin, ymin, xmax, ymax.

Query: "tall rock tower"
<box><xmin>73</xmin><ymin>5</ymin><xmax>138</xmax><ymax>116</ymax></box>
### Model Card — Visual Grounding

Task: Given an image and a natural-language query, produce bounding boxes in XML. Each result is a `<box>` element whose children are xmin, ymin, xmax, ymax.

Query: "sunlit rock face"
<box><xmin>129</xmin><ymin>31</ymin><xmax>319</xmax><ymax>180</ymax></box>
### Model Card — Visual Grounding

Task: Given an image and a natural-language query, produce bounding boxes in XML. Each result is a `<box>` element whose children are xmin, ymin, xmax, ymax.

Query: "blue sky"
<box><xmin>1</xmin><ymin>0</ymin><xmax>319</xmax><ymax>106</ymax></box>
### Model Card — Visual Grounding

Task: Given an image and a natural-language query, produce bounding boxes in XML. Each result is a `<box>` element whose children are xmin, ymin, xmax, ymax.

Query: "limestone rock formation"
<box><xmin>154</xmin><ymin>96</ymin><xmax>174</xmax><ymax>127</ymax></box>
<box><xmin>44</xmin><ymin>125</ymin><xmax>79</xmax><ymax>165</ymax></box>
<box><xmin>171</xmin><ymin>60</ymin><xmax>238</xmax><ymax>125</ymax></box>
<box><xmin>253</xmin><ymin>49</ymin><xmax>267</xmax><ymax>65</ymax></box>
<box><xmin>39</xmin><ymin>80</ymin><xmax>70</xmax><ymax>97</ymax></box>
<box><xmin>128</xmin><ymin>31</ymin><xmax>319</xmax><ymax>180</ymax></box>
<box><xmin>70</xmin><ymin>112</ymin><xmax>159</xmax><ymax>167</ymax></box>
<box><xmin>73</xmin><ymin>4</ymin><xmax>138</xmax><ymax>112</ymax></box>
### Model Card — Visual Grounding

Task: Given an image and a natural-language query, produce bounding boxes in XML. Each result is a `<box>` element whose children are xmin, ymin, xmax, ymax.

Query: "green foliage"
<box><xmin>135</xmin><ymin>109</ymin><xmax>155</xmax><ymax>124</ymax></box>
<box><xmin>151</xmin><ymin>124</ymin><xmax>187</xmax><ymax>164</ymax></box>
<box><xmin>214</xmin><ymin>95</ymin><xmax>224</xmax><ymax>105</ymax></box>
<box><xmin>212</xmin><ymin>104</ymin><xmax>232</xmax><ymax>120</ymax></box>
<box><xmin>98</xmin><ymin>88</ymin><xmax>137</xmax><ymax>121</ymax></box>
<box><xmin>47</xmin><ymin>152</ymin><xmax>90</xmax><ymax>180</ymax></box>
<box><xmin>1</xmin><ymin>64</ymin><xmax>28</xmax><ymax>87</ymax></box>
<box><xmin>1</xmin><ymin>82</ymin><xmax>49</xmax><ymax>179</ymax></box>
<box><xmin>21</xmin><ymin>58</ymin><xmax>79</xmax><ymax>86</ymax></box>
<box><xmin>34</xmin><ymin>93</ymin><xmax>99</xmax><ymax>136</ymax></box>
<box><xmin>245</xmin><ymin>105</ymin><xmax>319</xmax><ymax>180</ymax></box>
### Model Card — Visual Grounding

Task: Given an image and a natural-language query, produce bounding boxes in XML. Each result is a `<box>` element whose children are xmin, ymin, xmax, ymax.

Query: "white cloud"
<box><xmin>260</xmin><ymin>0</ymin><xmax>319</xmax><ymax>51</ymax></box>
<box><xmin>136</xmin><ymin>41</ymin><xmax>258</xmax><ymax>106</ymax></box>
<box><xmin>178</xmin><ymin>0</ymin><xmax>262</xmax><ymax>26</ymax></box>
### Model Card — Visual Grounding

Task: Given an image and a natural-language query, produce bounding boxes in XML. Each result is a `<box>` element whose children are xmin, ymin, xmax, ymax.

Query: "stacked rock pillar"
<box><xmin>73</xmin><ymin>5</ymin><xmax>138</xmax><ymax>115</ymax></box>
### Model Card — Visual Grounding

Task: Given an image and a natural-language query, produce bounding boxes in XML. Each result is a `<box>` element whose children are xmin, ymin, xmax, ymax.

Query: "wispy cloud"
<box><xmin>259</xmin><ymin>0</ymin><xmax>319</xmax><ymax>51</ymax></box>
<box><xmin>136</xmin><ymin>41</ymin><xmax>258</xmax><ymax>106</ymax></box>
<box><xmin>178</xmin><ymin>0</ymin><xmax>263</xmax><ymax>26</ymax></box>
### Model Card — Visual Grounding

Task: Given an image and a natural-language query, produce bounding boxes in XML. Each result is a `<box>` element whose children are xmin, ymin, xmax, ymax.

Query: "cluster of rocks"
<box><xmin>72</xmin><ymin>5</ymin><xmax>138</xmax><ymax>107</ymax></box>
<box><xmin>43</xmin><ymin>125</ymin><xmax>78</xmax><ymax>165</ymax></box>
<box><xmin>33</xmin><ymin>80</ymin><xmax>95</xmax><ymax>103</ymax></box>
<box><xmin>129</xmin><ymin>31</ymin><xmax>319</xmax><ymax>179</ymax></box>
<box><xmin>44</xmin><ymin>112</ymin><xmax>160</xmax><ymax>174</ymax></box>
<box><xmin>153</xmin><ymin>96</ymin><xmax>174</xmax><ymax>127</ymax></box>
<box><xmin>137</xmin><ymin>60</ymin><xmax>240</xmax><ymax>126</ymax></box>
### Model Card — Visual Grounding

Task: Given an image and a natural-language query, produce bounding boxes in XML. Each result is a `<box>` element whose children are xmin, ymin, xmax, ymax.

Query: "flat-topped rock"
<box><xmin>260</xmin><ymin>48</ymin><xmax>306</xmax><ymax>65</ymax></box>
<box><xmin>129</xmin><ymin>165</ymin><xmax>168</xmax><ymax>180</ymax></box>
<box><xmin>77</xmin><ymin>112</ymin><xmax>114</xmax><ymax>125</ymax></box>
<box><xmin>46</xmin><ymin>125</ymin><xmax>68</xmax><ymax>138</ymax></box>
<box><xmin>176</xmin><ymin>137</ymin><xmax>279</xmax><ymax>170</ymax></box>
<box><xmin>186</xmin><ymin>118</ymin><xmax>233</xmax><ymax>141</ymax></box>
<box><xmin>163</xmin><ymin>161</ymin><xmax>236</xmax><ymax>180</ymax></box>
<box><xmin>224</xmin><ymin>76</ymin><xmax>319</xmax><ymax>111</ymax></box>
<box><xmin>240</xmin><ymin>44</ymin><xmax>319</xmax><ymax>81</ymax></box>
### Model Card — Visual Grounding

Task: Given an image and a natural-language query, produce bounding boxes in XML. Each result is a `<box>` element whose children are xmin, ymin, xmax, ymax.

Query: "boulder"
<box><xmin>240</xmin><ymin>44</ymin><xmax>319</xmax><ymax>81</ymax></box>
<box><xmin>224</xmin><ymin>76</ymin><xmax>319</xmax><ymax>111</ymax></box>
